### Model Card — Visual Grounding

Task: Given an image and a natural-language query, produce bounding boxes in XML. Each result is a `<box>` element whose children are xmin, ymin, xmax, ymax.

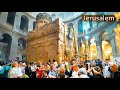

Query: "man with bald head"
<box><xmin>109</xmin><ymin>64</ymin><xmax>120</xmax><ymax>78</ymax></box>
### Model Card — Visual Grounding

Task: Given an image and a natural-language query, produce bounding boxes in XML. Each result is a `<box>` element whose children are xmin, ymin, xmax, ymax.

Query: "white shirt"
<box><xmin>31</xmin><ymin>65</ymin><xmax>37</xmax><ymax>72</ymax></box>
<box><xmin>61</xmin><ymin>64</ymin><xmax>65</xmax><ymax>68</ymax></box>
<box><xmin>103</xmin><ymin>65</ymin><xmax>110</xmax><ymax>78</ymax></box>
<box><xmin>71</xmin><ymin>71</ymin><xmax>79</xmax><ymax>78</ymax></box>
<box><xmin>9</xmin><ymin>67</ymin><xmax>23</xmax><ymax>78</ymax></box>
<box><xmin>18</xmin><ymin>67</ymin><xmax>23</xmax><ymax>76</ymax></box>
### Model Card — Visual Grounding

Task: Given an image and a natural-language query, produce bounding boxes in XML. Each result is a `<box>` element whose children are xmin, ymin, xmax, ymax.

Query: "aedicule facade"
<box><xmin>27</xmin><ymin>13</ymin><xmax>78</xmax><ymax>63</ymax></box>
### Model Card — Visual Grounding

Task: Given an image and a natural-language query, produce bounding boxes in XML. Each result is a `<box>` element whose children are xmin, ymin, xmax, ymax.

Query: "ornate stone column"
<box><xmin>109</xmin><ymin>32</ymin><xmax>118</xmax><ymax>60</ymax></box>
<box><xmin>96</xmin><ymin>40</ymin><xmax>103</xmax><ymax>60</ymax></box>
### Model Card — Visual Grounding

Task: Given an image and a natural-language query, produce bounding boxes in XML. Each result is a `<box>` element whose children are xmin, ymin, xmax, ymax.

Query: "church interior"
<box><xmin>0</xmin><ymin>12</ymin><xmax>120</xmax><ymax>63</ymax></box>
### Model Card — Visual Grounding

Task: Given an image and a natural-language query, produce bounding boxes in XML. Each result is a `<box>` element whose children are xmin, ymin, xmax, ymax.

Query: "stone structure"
<box><xmin>0</xmin><ymin>12</ymin><xmax>35</xmax><ymax>61</ymax></box>
<box><xmin>27</xmin><ymin>13</ymin><xmax>78</xmax><ymax>63</ymax></box>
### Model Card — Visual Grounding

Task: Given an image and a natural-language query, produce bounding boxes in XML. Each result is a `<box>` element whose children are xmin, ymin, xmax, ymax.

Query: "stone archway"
<box><xmin>20</xmin><ymin>15</ymin><xmax>29</xmax><ymax>32</ymax></box>
<box><xmin>0</xmin><ymin>33</ymin><xmax>12</xmax><ymax>60</ymax></box>
<box><xmin>7</xmin><ymin>12</ymin><xmax>16</xmax><ymax>26</ymax></box>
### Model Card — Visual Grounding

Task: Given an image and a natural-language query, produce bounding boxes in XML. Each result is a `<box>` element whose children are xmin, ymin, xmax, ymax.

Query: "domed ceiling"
<box><xmin>28</xmin><ymin>12</ymin><xmax>84</xmax><ymax>22</ymax></box>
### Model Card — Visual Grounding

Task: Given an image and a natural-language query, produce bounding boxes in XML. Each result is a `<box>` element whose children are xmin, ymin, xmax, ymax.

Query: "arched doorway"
<box><xmin>17</xmin><ymin>38</ymin><xmax>26</xmax><ymax>61</ymax></box>
<box><xmin>90</xmin><ymin>37</ymin><xmax>97</xmax><ymax>60</ymax></box>
<box><xmin>20</xmin><ymin>15</ymin><xmax>29</xmax><ymax>32</ymax></box>
<box><xmin>0</xmin><ymin>33</ymin><xmax>12</xmax><ymax>60</ymax></box>
<box><xmin>102</xmin><ymin>32</ymin><xmax>113</xmax><ymax>61</ymax></box>
<box><xmin>7</xmin><ymin>12</ymin><xmax>16</xmax><ymax>26</ymax></box>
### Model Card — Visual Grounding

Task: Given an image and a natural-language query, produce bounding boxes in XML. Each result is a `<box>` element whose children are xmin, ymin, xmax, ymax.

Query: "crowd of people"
<box><xmin>0</xmin><ymin>59</ymin><xmax>120</xmax><ymax>78</ymax></box>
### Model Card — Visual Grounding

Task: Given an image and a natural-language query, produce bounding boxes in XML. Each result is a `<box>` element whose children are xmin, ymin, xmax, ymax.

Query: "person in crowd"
<box><xmin>96</xmin><ymin>59</ymin><xmax>103</xmax><ymax>71</ymax></box>
<box><xmin>38</xmin><ymin>61</ymin><xmax>42</xmax><ymax>67</ymax></box>
<box><xmin>48</xmin><ymin>64</ymin><xmax>57</xmax><ymax>78</ymax></box>
<box><xmin>87</xmin><ymin>64</ymin><xmax>93</xmax><ymax>76</ymax></box>
<box><xmin>9</xmin><ymin>62</ymin><xmax>23</xmax><ymax>78</ymax></box>
<box><xmin>21</xmin><ymin>62</ymin><xmax>26</xmax><ymax>75</ymax></box>
<box><xmin>42</xmin><ymin>70</ymin><xmax>49</xmax><ymax>78</ymax></box>
<box><xmin>78</xmin><ymin>68</ymin><xmax>89</xmax><ymax>78</ymax></box>
<box><xmin>44</xmin><ymin>64</ymin><xmax>50</xmax><ymax>72</ymax></box>
<box><xmin>87</xmin><ymin>60</ymin><xmax>91</xmax><ymax>70</ymax></box>
<box><xmin>90</xmin><ymin>66</ymin><xmax>103</xmax><ymax>78</ymax></box>
<box><xmin>109</xmin><ymin>64</ymin><xmax>120</xmax><ymax>78</ymax></box>
<box><xmin>17</xmin><ymin>62</ymin><xmax>23</xmax><ymax>77</ymax></box>
<box><xmin>61</xmin><ymin>60</ymin><xmax>66</xmax><ymax>68</ymax></box>
<box><xmin>3</xmin><ymin>62</ymin><xmax>11</xmax><ymax>78</ymax></box>
<box><xmin>19</xmin><ymin>61</ymin><xmax>23</xmax><ymax>68</ymax></box>
<box><xmin>31</xmin><ymin>62</ymin><xmax>37</xmax><ymax>78</ymax></box>
<box><xmin>53</xmin><ymin>59</ymin><xmax>58</xmax><ymax>68</ymax></box>
<box><xmin>36</xmin><ymin>65</ymin><xmax>44</xmax><ymax>78</ymax></box>
<box><xmin>71</xmin><ymin>65</ymin><xmax>79</xmax><ymax>78</ymax></box>
<box><xmin>87</xmin><ymin>65</ymin><xmax>97</xmax><ymax>78</ymax></box>
<box><xmin>64</xmin><ymin>61</ymin><xmax>71</xmax><ymax>77</ymax></box>
<box><xmin>71</xmin><ymin>59</ymin><xmax>76</xmax><ymax>66</ymax></box>
<box><xmin>25</xmin><ymin>63</ymin><xmax>32</xmax><ymax>78</ymax></box>
<box><xmin>48</xmin><ymin>59</ymin><xmax>51</xmax><ymax>65</ymax></box>
<box><xmin>58</xmin><ymin>67</ymin><xmax>67</xmax><ymax>78</ymax></box>
<box><xmin>53</xmin><ymin>60</ymin><xmax>58</xmax><ymax>75</ymax></box>
<box><xmin>103</xmin><ymin>60</ymin><xmax>111</xmax><ymax>78</ymax></box>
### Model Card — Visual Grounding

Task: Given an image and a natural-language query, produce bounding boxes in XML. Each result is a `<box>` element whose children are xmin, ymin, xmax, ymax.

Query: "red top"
<box><xmin>37</xmin><ymin>69</ymin><xmax>43</xmax><ymax>78</ymax></box>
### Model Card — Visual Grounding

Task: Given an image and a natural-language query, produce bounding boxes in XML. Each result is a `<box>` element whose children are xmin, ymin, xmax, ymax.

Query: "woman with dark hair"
<box><xmin>31</xmin><ymin>62</ymin><xmax>37</xmax><ymax>78</ymax></box>
<box><xmin>88</xmin><ymin>66</ymin><xmax>104</xmax><ymax>78</ymax></box>
<box><xmin>25</xmin><ymin>63</ymin><xmax>32</xmax><ymax>78</ymax></box>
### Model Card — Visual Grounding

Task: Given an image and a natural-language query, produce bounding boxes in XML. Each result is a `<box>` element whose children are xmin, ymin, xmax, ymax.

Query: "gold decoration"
<box><xmin>114</xmin><ymin>12</ymin><xmax>120</xmax><ymax>21</ymax></box>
